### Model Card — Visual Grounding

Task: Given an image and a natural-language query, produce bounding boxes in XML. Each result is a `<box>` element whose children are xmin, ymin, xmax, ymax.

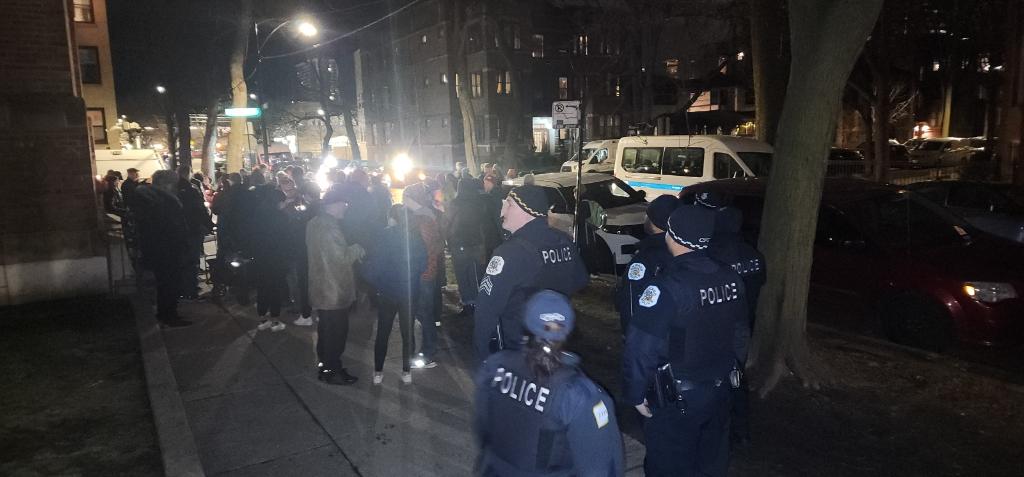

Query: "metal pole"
<box><xmin>573</xmin><ymin>101</ymin><xmax>585</xmax><ymax>243</ymax></box>
<box><xmin>254</xmin><ymin>21</ymin><xmax>271</xmax><ymax>166</ymax></box>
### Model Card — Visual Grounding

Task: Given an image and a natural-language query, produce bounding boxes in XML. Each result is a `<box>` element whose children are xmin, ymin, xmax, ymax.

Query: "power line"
<box><xmin>262</xmin><ymin>0</ymin><xmax>425</xmax><ymax>60</ymax></box>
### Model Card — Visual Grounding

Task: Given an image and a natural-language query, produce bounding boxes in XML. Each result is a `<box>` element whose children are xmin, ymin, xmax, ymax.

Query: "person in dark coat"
<box><xmin>250</xmin><ymin>184</ymin><xmax>291</xmax><ymax>332</ymax></box>
<box><xmin>279</xmin><ymin>176</ymin><xmax>315</xmax><ymax>326</ymax></box>
<box><xmin>480</xmin><ymin>173</ymin><xmax>505</xmax><ymax>256</ymax></box>
<box><xmin>134</xmin><ymin>170</ymin><xmax>191</xmax><ymax>327</ymax></box>
<box><xmin>449</xmin><ymin>177</ymin><xmax>489</xmax><ymax>315</ymax></box>
<box><xmin>176</xmin><ymin>165</ymin><xmax>213</xmax><ymax>299</ymax></box>
<box><xmin>362</xmin><ymin>204</ymin><xmax>427</xmax><ymax>385</ymax></box>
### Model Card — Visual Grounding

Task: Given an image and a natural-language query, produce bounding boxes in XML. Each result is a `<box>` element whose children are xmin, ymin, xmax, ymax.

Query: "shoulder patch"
<box><xmin>592</xmin><ymin>401</ymin><xmax>609</xmax><ymax>429</ymax></box>
<box><xmin>486</xmin><ymin>256</ymin><xmax>505</xmax><ymax>275</ymax></box>
<box><xmin>638</xmin><ymin>285</ymin><xmax>661</xmax><ymax>308</ymax></box>
<box><xmin>627</xmin><ymin>262</ymin><xmax>646</xmax><ymax>281</ymax></box>
<box><xmin>479</xmin><ymin>275</ymin><xmax>494</xmax><ymax>295</ymax></box>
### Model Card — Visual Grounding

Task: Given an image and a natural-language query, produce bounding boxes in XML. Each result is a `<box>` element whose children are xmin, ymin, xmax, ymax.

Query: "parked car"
<box><xmin>907</xmin><ymin>181</ymin><xmax>1024</xmax><ymax>243</ymax></box>
<box><xmin>829</xmin><ymin>147</ymin><xmax>865</xmax><ymax>162</ymax></box>
<box><xmin>506</xmin><ymin>172</ymin><xmax>648</xmax><ymax>273</ymax></box>
<box><xmin>613</xmin><ymin>135</ymin><xmax>773</xmax><ymax>199</ymax></box>
<box><xmin>560</xmin><ymin>139</ymin><xmax>618</xmax><ymax>173</ymax></box>
<box><xmin>681</xmin><ymin>178</ymin><xmax>1024</xmax><ymax>350</ymax></box>
<box><xmin>909</xmin><ymin>137</ymin><xmax>973</xmax><ymax>168</ymax></box>
<box><xmin>856</xmin><ymin>140</ymin><xmax>913</xmax><ymax>169</ymax></box>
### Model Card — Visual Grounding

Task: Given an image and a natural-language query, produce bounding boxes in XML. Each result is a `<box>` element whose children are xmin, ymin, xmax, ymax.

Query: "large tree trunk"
<box><xmin>165</xmin><ymin>111</ymin><xmax>178</xmax><ymax>169</ymax></box>
<box><xmin>201</xmin><ymin>100</ymin><xmax>218</xmax><ymax>180</ymax></box>
<box><xmin>341</xmin><ymin>106</ymin><xmax>361</xmax><ymax>162</ymax></box>
<box><xmin>868</xmin><ymin>16</ymin><xmax>891</xmax><ymax>183</ymax></box>
<box><xmin>750</xmin><ymin>0</ymin><xmax>789</xmax><ymax>145</ymax></box>
<box><xmin>749</xmin><ymin>0</ymin><xmax>883</xmax><ymax>396</ymax></box>
<box><xmin>451</xmin><ymin>0</ymin><xmax>479</xmax><ymax>175</ymax></box>
<box><xmin>320</xmin><ymin>117</ymin><xmax>334</xmax><ymax>159</ymax></box>
<box><xmin>226</xmin><ymin>0</ymin><xmax>252</xmax><ymax>172</ymax></box>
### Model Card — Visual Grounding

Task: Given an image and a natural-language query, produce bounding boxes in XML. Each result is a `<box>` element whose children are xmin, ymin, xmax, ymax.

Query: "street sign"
<box><xmin>552</xmin><ymin>100</ymin><xmax>580</xmax><ymax>129</ymax></box>
<box><xmin>224</xmin><ymin>107</ymin><xmax>261</xmax><ymax>118</ymax></box>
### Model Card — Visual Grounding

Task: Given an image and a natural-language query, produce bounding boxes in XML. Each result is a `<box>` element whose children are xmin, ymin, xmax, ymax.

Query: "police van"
<box><xmin>613</xmin><ymin>135</ymin><xmax>773</xmax><ymax>199</ymax></box>
<box><xmin>560</xmin><ymin>139</ymin><xmax>618</xmax><ymax>174</ymax></box>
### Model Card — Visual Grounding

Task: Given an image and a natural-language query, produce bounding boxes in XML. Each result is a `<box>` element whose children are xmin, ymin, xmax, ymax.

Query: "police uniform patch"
<box><xmin>627</xmin><ymin>262</ymin><xmax>646</xmax><ymax>281</ymax></box>
<box><xmin>638</xmin><ymin>285</ymin><xmax>660</xmax><ymax>308</ymax></box>
<box><xmin>592</xmin><ymin>401</ymin><xmax>609</xmax><ymax>429</ymax></box>
<box><xmin>479</xmin><ymin>275</ymin><xmax>494</xmax><ymax>295</ymax></box>
<box><xmin>486</xmin><ymin>256</ymin><xmax>505</xmax><ymax>275</ymax></box>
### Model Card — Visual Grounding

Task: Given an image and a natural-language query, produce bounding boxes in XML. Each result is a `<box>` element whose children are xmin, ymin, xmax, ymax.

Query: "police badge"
<box><xmin>638</xmin><ymin>285</ymin><xmax>660</xmax><ymax>307</ymax></box>
<box><xmin>486</xmin><ymin>256</ymin><xmax>505</xmax><ymax>275</ymax></box>
<box><xmin>627</xmin><ymin>262</ymin><xmax>646</xmax><ymax>281</ymax></box>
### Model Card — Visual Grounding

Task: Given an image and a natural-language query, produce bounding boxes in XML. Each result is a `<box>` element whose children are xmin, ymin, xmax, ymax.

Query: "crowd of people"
<box><xmin>101</xmin><ymin>158</ymin><xmax>765</xmax><ymax>477</ymax></box>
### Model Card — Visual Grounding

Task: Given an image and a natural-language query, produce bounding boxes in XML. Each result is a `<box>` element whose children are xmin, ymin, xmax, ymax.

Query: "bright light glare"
<box><xmin>964</xmin><ymin>285</ymin><xmax>976</xmax><ymax>297</ymax></box>
<box><xmin>155</xmin><ymin>85</ymin><xmax>166</xmax><ymax>94</ymax></box>
<box><xmin>297</xmin><ymin>21</ymin><xmax>318</xmax><ymax>37</ymax></box>
<box><xmin>417</xmin><ymin>172</ymin><xmax>427</xmax><ymax>181</ymax></box>
<box><xmin>317</xmin><ymin>108</ymin><xmax>325</xmax><ymax>116</ymax></box>
<box><xmin>323</xmin><ymin>154</ymin><xmax>338</xmax><ymax>169</ymax></box>
<box><xmin>249</xmin><ymin>93</ymin><xmax>257</xmax><ymax>100</ymax></box>
<box><xmin>230</xmin><ymin>260</ymin><xmax>241</xmax><ymax>268</ymax></box>
<box><xmin>392</xmin><ymin>153</ymin><xmax>414</xmax><ymax>181</ymax></box>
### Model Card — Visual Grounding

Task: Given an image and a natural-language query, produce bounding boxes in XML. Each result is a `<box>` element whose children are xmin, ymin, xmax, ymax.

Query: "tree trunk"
<box><xmin>226</xmin><ymin>0</ymin><xmax>252</xmax><ymax>172</ymax></box>
<box><xmin>341</xmin><ymin>106</ymin><xmax>361</xmax><ymax>162</ymax></box>
<box><xmin>749</xmin><ymin>0</ymin><xmax>883</xmax><ymax>396</ymax></box>
<box><xmin>750</xmin><ymin>0</ymin><xmax>789</xmax><ymax>145</ymax></box>
<box><xmin>165</xmin><ymin>111</ymin><xmax>178</xmax><ymax>169</ymax></box>
<box><xmin>869</xmin><ymin>16</ymin><xmax>891</xmax><ymax>183</ymax></box>
<box><xmin>176</xmin><ymin>108</ymin><xmax>192</xmax><ymax>171</ymax></box>
<box><xmin>321</xmin><ymin>117</ymin><xmax>334</xmax><ymax>159</ymax></box>
<box><xmin>201</xmin><ymin>100</ymin><xmax>218</xmax><ymax>180</ymax></box>
<box><xmin>451</xmin><ymin>1</ymin><xmax>479</xmax><ymax>175</ymax></box>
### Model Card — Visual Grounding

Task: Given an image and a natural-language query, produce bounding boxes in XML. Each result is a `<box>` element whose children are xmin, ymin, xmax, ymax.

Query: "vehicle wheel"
<box><xmin>880</xmin><ymin>294</ymin><xmax>953</xmax><ymax>352</ymax></box>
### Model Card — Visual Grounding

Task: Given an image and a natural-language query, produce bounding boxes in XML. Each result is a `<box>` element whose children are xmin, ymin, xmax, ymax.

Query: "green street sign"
<box><xmin>225</xmin><ymin>107</ymin><xmax>261</xmax><ymax>118</ymax></box>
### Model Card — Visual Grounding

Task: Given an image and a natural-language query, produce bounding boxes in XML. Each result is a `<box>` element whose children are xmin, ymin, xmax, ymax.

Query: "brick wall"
<box><xmin>1</xmin><ymin>0</ymin><xmax>106</xmax><ymax>305</ymax></box>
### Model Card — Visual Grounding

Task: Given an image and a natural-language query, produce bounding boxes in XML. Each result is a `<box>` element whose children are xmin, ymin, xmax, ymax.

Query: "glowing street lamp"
<box><xmin>297</xmin><ymin>20</ymin><xmax>318</xmax><ymax>37</ymax></box>
<box><xmin>155</xmin><ymin>85</ymin><xmax>167</xmax><ymax>94</ymax></box>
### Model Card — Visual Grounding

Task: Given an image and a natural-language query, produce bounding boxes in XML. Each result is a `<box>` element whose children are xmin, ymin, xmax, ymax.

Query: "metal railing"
<box><xmin>825</xmin><ymin>161</ymin><xmax>999</xmax><ymax>187</ymax></box>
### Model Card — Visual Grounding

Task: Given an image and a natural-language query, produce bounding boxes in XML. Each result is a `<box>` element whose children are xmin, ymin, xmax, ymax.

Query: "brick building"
<box><xmin>1</xmin><ymin>0</ymin><xmax>107</xmax><ymax>305</ymax></box>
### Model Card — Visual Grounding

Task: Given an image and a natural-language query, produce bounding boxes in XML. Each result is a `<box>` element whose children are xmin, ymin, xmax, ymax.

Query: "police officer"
<box><xmin>622</xmin><ymin>205</ymin><xmax>749</xmax><ymax>477</ymax></box>
<box><xmin>475</xmin><ymin>290</ymin><xmax>624</xmax><ymax>477</ymax></box>
<box><xmin>707</xmin><ymin>205</ymin><xmax>765</xmax><ymax>446</ymax></box>
<box><xmin>473</xmin><ymin>185</ymin><xmax>589</xmax><ymax>360</ymax></box>
<box><xmin>616</xmin><ymin>195</ymin><xmax>679</xmax><ymax>335</ymax></box>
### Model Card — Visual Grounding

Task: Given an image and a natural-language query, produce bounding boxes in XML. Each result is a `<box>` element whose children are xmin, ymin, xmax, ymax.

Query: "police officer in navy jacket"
<box><xmin>475</xmin><ymin>290</ymin><xmax>624</xmax><ymax>477</ymax></box>
<box><xmin>622</xmin><ymin>205</ymin><xmax>749</xmax><ymax>477</ymax></box>
<box><xmin>616</xmin><ymin>194</ymin><xmax>679</xmax><ymax>335</ymax></box>
<box><xmin>473</xmin><ymin>185</ymin><xmax>589</xmax><ymax>360</ymax></box>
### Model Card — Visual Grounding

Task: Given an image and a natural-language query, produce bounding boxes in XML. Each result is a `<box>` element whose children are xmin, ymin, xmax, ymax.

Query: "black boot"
<box><xmin>318</xmin><ymin>368</ymin><xmax>358</xmax><ymax>385</ymax></box>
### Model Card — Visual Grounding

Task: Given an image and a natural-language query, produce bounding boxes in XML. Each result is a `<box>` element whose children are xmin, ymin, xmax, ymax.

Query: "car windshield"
<box><xmin>737</xmin><ymin>152</ymin><xmax>773</xmax><ymax>176</ymax></box>
<box><xmin>555</xmin><ymin>178</ymin><xmax>645</xmax><ymax>212</ymax></box>
<box><xmin>917</xmin><ymin>141</ymin><xmax>946</xmax><ymax>151</ymax></box>
<box><xmin>845</xmin><ymin>192</ymin><xmax>971</xmax><ymax>250</ymax></box>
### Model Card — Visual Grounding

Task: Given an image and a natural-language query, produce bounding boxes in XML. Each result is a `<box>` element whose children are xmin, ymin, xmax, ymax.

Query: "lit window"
<box><xmin>531</xmin><ymin>34</ymin><xmax>544</xmax><ymax>58</ymax></box>
<box><xmin>615</xmin><ymin>77</ymin><xmax>621</xmax><ymax>97</ymax></box>
<box><xmin>455</xmin><ymin>73</ymin><xmax>461</xmax><ymax>98</ymax></box>
<box><xmin>73</xmin><ymin>0</ymin><xmax>93</xmax><ymax>22</ymax></box>
<box><xmin>421</xmin><ymin>34</ymin><xmax>428</xmax><ymax>44</ymax></box>
<box><xmin>441</xmin><ymin>72</ymin><xmax>448</xmax><ymax>84</ymax></box>
<box><xmin>575</xmin><ymin>34</ymin><xmax>589</xmax><ymax>56</ymax></box>
<box><xmin>87</xmin><ymin>108</ymin><xmax>106</xmax><ymax>143</ymax></box>
<box><xmin>424</xmin><ymin>77</ymin><xmax>430</xmax><ymax>87</ymax></box>
<box><xmin>496</xmin><ymin>70</ymin><xmax>512</xmax><ymax>95</ymax></box>
<box><xmin>513</xmin><ymin>26</ymin><xmax>521</xmax><ymax>50</ymax></box>
<box><xmin>471</xmin><ymin>72</ymin><xmax>482</xmax><ymax>98</ymax></box>
<box><xmin>505</xmin><ymin>71</ymin><xmax>512</xmax><ymax>96</ymax></box>
<box><xmin>664</xmin><ymin>59</ymin><xmax>679</xmax><ymax>78</ymax></box>
<box><xmin>558</xmin><ymin>76</ymin><xmax>568</xmax><ymax>100</ymax></box>
<box><xmin>932</xmin><ymin>61</ymin><xmax>941</xmax><ymax>72</ymax></box>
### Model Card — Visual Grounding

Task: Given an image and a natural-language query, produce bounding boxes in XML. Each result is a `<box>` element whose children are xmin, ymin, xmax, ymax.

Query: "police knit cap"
<box><xmin>508</xmin><ymin>185</ymin><xmax>549</xmax><ymax>217</ymax></box>
<box><xmin>646</xmin><ymin>195</ymin><xmax>680</xmax><ymax>230</ymax></box>
<box><xmin>694</xmin><ymin>189</ymin><xmax>727</xmax><ymax>209</ymax></box>
<box><xmin>666</xmin><ymin>205</ymin><xmax>715</xmax><ymax>250</ymax></box>
<box><xmin>523</xmin><ymin>290</ymin><xmax>575</xmax><ymax>342</ymax></box>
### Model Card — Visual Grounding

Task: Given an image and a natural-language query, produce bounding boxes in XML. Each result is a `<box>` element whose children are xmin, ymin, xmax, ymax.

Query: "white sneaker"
<box><xmin>257</xmin><ymin>319</ymin><xmax>272</xmax><ymax>331</ymax></box>
<box><xmin>270</xmin><ymin>321</ymin><xmax>286</xmax><ymax>332</ymax></box>
<box><xmin>293</xmin><ymin>316</ymin><xmax>314</xmax><ymax>327</ymax></box>
<box><xmin>401</xmin><ymin>372</ymin><xmax>412</xmax><ymax>384</ymax></box>
<box><xmin>373</xmin><ymin>372</ymin><xmax>383</xmax><ymax>385</ymax></box>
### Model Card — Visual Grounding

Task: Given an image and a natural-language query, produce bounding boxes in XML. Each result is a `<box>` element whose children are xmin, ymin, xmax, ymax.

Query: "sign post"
<box><xmin>553</xmin><ymin>100</ymin><xmax>585</xmax><ymax>243</ymax></box>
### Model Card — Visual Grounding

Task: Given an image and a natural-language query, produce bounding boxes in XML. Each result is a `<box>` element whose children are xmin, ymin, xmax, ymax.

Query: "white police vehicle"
<box><xmin>507</xmin><ymin>172</ymin><xmax>647</xmax><ymax>274</ymax></box>
<box><xmin>560</xmin><ymin>139</ymin><xmax>618</xmax><ymax>174</ymax></box>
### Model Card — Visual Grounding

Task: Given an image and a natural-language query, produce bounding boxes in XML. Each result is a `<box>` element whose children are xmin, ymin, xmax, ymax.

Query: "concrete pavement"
<box><xmin>137</xmin><ymin>290</ymin><xmax>645</xmax><ymax>476</ymax></box>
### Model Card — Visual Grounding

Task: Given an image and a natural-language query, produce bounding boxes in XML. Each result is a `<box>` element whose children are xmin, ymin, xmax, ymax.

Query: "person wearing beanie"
<box><xmin>615</xmin><ymin>194</ymin><xmax>679</xmax><ymax>334</ymax></box>
<box><xmin>402</xmin><ymin>182</ymin><xmax>445</xmax><ymax>369</ymax></box>
<box><xmin>472</xmin><ymin>185</ymin><xmax>589</xmax><ymax>360</ymax></box>
<box><xmin>474</xmin><ymin>290</ymin><xmax>624</xmax><ymax>477</ymax></box>
<box><xmin>705</xmin><ymin>205</ymin><xmax>765</xmax><ymax>446</ymax></box>
<box><xmin>622</xmin><ymin>204</ymin><xmax>749</xmax><ymax>477</ymax></box>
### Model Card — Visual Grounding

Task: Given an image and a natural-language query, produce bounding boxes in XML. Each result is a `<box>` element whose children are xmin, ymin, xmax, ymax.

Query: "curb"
<box><xmin>130</xmin><ymin>293</ymin><xmax>205</xmax><ymax>477</ymax></box>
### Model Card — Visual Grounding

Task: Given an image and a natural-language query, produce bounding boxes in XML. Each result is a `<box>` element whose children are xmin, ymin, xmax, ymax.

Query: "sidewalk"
<box><xmin>136</xmin><ymin>292</ymin><xmax>645</xmax><ymax>476</ymax></box>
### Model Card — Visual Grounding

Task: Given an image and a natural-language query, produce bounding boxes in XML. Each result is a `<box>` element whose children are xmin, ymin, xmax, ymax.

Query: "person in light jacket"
<box><xmin>307</xmin><ymin>185</ymin><xmax>366</xmax><ymax>386</ymax></box>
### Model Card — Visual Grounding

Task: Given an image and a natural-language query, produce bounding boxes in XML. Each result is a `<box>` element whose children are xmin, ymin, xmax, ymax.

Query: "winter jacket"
<box><xmin>306</xmin><ymin>213</ymin><xmax>366</xmax><ymax>310</ymax></box>
<box><xmin>361</xmin><ymin>213</ymin><xmax>427</xmax><ymax>303</ymax></box>
<box><xmin>132</xmin><ymin>185</ymin><xmax>187</xmax><ymax>269</ymax></box>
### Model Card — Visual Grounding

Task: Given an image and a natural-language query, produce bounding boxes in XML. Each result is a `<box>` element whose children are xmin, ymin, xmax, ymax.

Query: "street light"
<box><xmin>155</xmin><ymin>85</ymin><xmax>167</xmax><ymax>94</ymax></box>
<box><xmin>253</xmin><ymin>17</ymin><xmax>320</xmax><ymax>163</ymax></box>
<box><xmin>297</xmin><ymin>21</ymin><xmax>318</xmax><ymax>38</ymax></box>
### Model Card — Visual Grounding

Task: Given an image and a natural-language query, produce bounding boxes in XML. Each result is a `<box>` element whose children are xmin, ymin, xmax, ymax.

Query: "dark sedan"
<box><xmin>907</xmin><ymin>181</ymin><xmax>1024</xmax><ymax>243</ymax></box>
<box><xmin>681</xmin><ymin>178</ymin><xmax>1024</xmax><ymax>351</ymax></box>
